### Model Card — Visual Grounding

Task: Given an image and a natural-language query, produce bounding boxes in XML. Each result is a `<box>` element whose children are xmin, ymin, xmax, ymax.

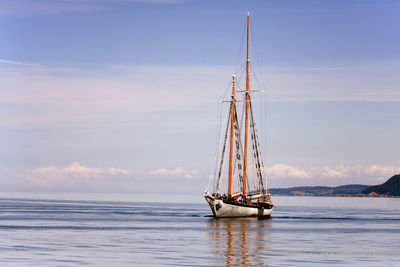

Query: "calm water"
<box><xmin>0</xmin><ymin>194</ymin><xmax>399</xmax><ymax>266</ymax></box>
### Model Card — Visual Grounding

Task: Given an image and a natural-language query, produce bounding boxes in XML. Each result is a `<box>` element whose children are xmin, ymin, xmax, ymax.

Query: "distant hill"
<box><xmin>362</xmin><ymin>174</ymin><xmax>400</xmax><ymax>196</ymax></box>
<box><xmin>270</xmin><ymin>184</ymin><xmax>370</xmax><ymax>196</ymax></box>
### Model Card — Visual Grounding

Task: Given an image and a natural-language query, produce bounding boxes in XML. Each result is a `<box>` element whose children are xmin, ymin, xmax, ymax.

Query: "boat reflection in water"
<box><xmin>206</xmin><ymin>218</ymin><xmax>271</xmax><ymax>266</ymax></box>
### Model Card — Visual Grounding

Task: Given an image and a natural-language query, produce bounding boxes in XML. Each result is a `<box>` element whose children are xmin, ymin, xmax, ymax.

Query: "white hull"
<box><xmin>205</xmin><ymin>194</ymin><xmax>273</xmax><ymax>218</ymax></box>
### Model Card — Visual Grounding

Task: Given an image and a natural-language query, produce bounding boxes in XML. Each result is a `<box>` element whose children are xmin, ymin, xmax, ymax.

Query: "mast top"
<box><xmin>247</xmin><ymin>12</ymin><xmax>249</xmax><ymax>17</ymax></box>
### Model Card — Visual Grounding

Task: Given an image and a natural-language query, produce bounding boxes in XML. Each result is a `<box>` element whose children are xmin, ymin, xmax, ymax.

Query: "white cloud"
<box><xmin>24</xmin><ymin>162</ymin><xmax>131</xmax><ymax>187</ymax></box>
<box><xmin>319</xmin><ymin>164</ymin><xmax>400</xmax><ymax>180</ymax></box>
<box><xmin>0</xmin><ymin>59</ymin><xmax>43</xmax><ymax>67</ymax></box>
<box><xmin>322</xmin><ymin>166</ymin><xmax>346</xmax><ymax>178</ymax></box>
<box><xmin>364</xmin><ymin>164</ymin><xmax>400</xmax><ymax>177</ymax></box>
<box><xmin>267</xmin><ymin>164</ymin><xmax>311</xmax><ymax>178</ymax></box>
<box><xmin>267</xmin><ymin>163</ymin><xmax>400</xmax><ymax>182</ymax></box>
<box><xmin>149</xmin><ymin>167</ymin><xmax>199</xmax><ymax>179</ymax></box>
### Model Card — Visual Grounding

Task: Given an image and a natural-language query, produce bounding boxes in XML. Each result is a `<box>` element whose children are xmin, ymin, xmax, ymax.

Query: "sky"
<box><xmin>1</xmin><ymin>0</ymin><xmax>400</xmax><ymax>194</ymax></box>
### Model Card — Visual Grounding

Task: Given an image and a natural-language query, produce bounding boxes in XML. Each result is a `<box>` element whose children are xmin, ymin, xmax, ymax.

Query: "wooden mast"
<box><xmin>243</xmin><ymin>12</ymin><xmax>250</xmax><ymax>195</ymax></box>
<box><xmin>228</xmin><ymin>75</ymin><xmax>236</xmax><ymax>195</ymax></box>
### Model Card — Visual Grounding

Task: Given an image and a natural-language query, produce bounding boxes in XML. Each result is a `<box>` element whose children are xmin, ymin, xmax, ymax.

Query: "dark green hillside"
<box><xmin>333</xmin><ymin>184</ymin><xmax>371</xmax><ymax>195</ymax></box>
<box><xmin>270</xmin><ymin>186</ymin><xmax>331</xmax><ymax>196</ymax></box>
<box><xmin>270</xmin><ymin>184</ymin><xmax>369</xmax><ymax>196</ymax></box>
<box><xmin>362</xmin><ymin>174</ymin><xmax>400</xmax><ymax>196</ymax></box>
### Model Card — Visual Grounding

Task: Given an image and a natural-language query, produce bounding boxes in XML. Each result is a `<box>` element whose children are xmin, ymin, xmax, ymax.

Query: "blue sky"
<box><xmin>1</xmin><ymin>0</ymin><xmax>399</xmax><ymax>193</ymax></box>
<box><xmin>2</xmin><ymin>0</ymin><xmax>400</xmax><ymax>66</ymax></box>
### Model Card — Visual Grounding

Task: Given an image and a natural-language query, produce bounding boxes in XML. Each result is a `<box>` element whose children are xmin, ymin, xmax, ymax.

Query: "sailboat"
<box><xmin>204</xmin><ymin>13</ymin><xmax>274</xmax><ymax>218</ymax></box>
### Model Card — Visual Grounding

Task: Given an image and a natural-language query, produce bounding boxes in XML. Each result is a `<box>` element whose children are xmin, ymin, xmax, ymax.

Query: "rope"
<box><xmin>234</xmin><ymin>19</ymin><xmax>247</xmax><ymax>75</ymax></box>
<box><xmin>207</xmin><ymin>101</ymin><xmax>221</xmax><ymax>191</ymax></box>
<box><xmin>250</xmin><ymin>17</ymin><xmax>269</xmax><ymax>192</ymax></box>
<box><xmin>216</xmin><ymin>106</ymin><xmax>232</xmax><ymax>193</ymax></box>
<box><xmin>250</xmin><ymin>19</ymin><xmax>268</xmax><ymax>91</ymax></box>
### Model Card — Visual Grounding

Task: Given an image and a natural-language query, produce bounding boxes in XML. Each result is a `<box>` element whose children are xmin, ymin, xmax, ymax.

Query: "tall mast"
<box><xmin>243</xmin><ymin>12</ymin><xmax>250</xmax><ymax>195</ymax></box>
<box><xmin>228</xmin><ymin>75</ymin><xmax>236</xmax><ymax>195</ymax></box>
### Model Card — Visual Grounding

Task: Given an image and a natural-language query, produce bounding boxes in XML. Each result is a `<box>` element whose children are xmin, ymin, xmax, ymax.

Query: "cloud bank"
<box><xmin>149</xmin><ymin>167</ymin><xmax>199</xmax><ymax>179</ymax></box>
<box><xmin>23</xmin><ymin>162</ymin><xmax>131</xmax><ymax>188</ymax></box>
<box><xmin>267</xmin><ymin>164</ymin><xmax>400</xmax><ymax>186</ymax></box>
<box><xmin>267</xmin><ymin>164</ymin><xmax>311</xmax><ymax>178</ymax></box>
<box><xmin>10</xmin><ymin>162</ymin><xmax>399</xmax><ymax>192</ymax></box>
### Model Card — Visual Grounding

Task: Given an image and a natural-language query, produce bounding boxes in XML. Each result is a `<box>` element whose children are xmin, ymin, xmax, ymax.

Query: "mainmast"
<box><xmin>243</xmin><ymin>12</ymin><xmax>250</xmax><ymax>195</ymax></box>
<box><xmin>228</xmin><ymin>75</ymin><xmax>236</xmax><ymax>195</ymax></box>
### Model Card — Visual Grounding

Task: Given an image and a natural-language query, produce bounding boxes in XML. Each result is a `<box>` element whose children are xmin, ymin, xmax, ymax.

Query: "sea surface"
<box><xmin>0</xmin><ymin>193</ymin><xmax>399</xmax><ymax>266</ymax></box>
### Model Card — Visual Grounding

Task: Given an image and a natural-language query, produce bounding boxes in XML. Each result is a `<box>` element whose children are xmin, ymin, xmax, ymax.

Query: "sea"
<box><xmin>0</xmin><ymin>193</ymin><xmax>399</xmax><ymax>266</ymax></box>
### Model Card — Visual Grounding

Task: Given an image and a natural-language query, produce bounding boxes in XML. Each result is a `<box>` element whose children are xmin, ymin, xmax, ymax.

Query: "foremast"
<box><xmin>228</xmin><ymin>75</ymin><xmax>236</xmax><ymax>195</ymax></box>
